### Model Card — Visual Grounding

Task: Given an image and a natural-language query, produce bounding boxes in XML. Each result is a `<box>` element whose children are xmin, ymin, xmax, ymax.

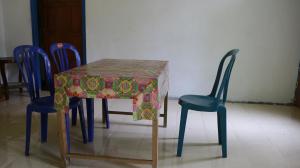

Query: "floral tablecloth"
<box><xmin>54</xmin><ymin>59</ymin><xmax>169</xmax><ymax>120</ymax></box>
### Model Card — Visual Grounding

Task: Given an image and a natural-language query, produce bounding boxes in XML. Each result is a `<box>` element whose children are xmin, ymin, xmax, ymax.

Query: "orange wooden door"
<box><xmin>39</xmin><ymin>0</ymin><xmax>83</xmax><ymax>72</ymax></box>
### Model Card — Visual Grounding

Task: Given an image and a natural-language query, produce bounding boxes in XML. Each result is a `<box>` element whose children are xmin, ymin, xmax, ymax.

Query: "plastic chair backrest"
<box><xmin>49</xmin><ymin>43</ymin><xmax>81</xmax><ymax>72</ymax></box>
<box><xmin>14</xmin><ymin>45</ymin><xmax>54</xmax><ymax>102</ymax></box>
<box><xmin>209</xmin><ymin>49</ymin><xmax>239</xmax><ymax>103</ymax></box>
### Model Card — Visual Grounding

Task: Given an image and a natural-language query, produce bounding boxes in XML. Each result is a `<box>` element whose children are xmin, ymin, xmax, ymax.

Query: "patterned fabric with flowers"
<box><xmin>55</xmin><ymin>59</ymin><xmax>168</xmax><ymax>121</ymax></box>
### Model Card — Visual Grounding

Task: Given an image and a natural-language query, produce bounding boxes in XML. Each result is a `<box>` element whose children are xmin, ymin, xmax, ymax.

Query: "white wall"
<box><xmin>0</xmin><ymin>0</ymin><xmax>6</xmax><ymax>57</ymax></box>
<box><xmin>1</xmin><ymin>0</ymin><xmax>299</xmax><ymax>103</ymax></box>
<box><xmin>1</xmin><ymin>0</ymin><xmax>32</xmax><ymax>82</ymax></box>
<box><xmin>2</xmin><ymin>0</ymin><xmax>32</xmax><ymax>56</ymax></box>
<box><xmin>86</xmin><ymin>0</ymin><xmax>300</xmax><ymax>103</ymax></box>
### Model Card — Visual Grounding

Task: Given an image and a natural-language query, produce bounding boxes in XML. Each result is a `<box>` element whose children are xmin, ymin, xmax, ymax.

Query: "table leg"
<box><xmin>86</xmin><ymin>98</ymin><xmax>94</xmax><ymax>142</ymax></box>
<box><xmin>0</xmin><ymin>63</ymin><xmax>9</xmax><ymax>100</ymax></box>
<box><xmin>163</xmin><ymin>92</ymin><xmax>168</xmax><ymax>128</ymax></box>
<box><xmin>152</xmin><ymin>118</ymin><xmax>158</xmax><ymax>168</ymax></box>
<box><xmin>57</xmin><ymin>109</ymin><xmax>67</xmax><ymax>168</ymax></box>
<box><xmin>102</xmin><ymin>99</ymin><xmax>106</xmax><ymax>124</ymax></box>
<box><xmin>102</xmin><ymin>98</ymin><xmax>110</xmax><ymax>129</ymax></box>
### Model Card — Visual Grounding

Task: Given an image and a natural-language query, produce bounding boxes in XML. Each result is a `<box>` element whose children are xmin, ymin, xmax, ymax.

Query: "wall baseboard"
<box><xmin>226</xmin><ymin>100</ymin><xmax>294</xmax><ymax>106</ymax></box>
<box><xmin>168</xmin><ymin>96</ymin><xmax>294</xmax><ymax>106</ymax></box>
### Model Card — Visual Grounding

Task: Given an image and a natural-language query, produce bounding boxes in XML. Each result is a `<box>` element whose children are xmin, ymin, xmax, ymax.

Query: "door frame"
<box><xmin>30</xmin><ymin>0</ymin><xmax>87</xmax><ymax>65</ymax></box>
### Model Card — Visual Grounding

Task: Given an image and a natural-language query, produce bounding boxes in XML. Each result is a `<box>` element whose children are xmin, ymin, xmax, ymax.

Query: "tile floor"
<box><xmin>0</xmin><ymin>92</ymin><xmax>300</xmax><ymax>168</ymax></box>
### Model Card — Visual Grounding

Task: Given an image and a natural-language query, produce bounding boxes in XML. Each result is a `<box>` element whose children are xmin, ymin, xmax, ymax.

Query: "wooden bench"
<box><xmin>0</xmin><ymin>57</ymin><xmax>25</xmax><ymax>100</ymax></box>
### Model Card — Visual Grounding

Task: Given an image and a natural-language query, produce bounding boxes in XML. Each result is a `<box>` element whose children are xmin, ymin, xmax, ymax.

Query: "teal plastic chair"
<box><xmin>176</xmin><ymin>49</ymin><xmax>239</xmax><ymax>158</ymax></box>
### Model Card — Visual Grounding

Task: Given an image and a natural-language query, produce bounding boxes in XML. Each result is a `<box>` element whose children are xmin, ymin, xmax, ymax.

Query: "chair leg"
<box><xmin>25</xmin><ymin>107</ymin><xmax>32</xmax><ymax>156</ymax></box>
<box><xmin>40</xmin><ymin>113</ymin><xmax>48</xmax><ymax>143</ymax></box>
<box><xmin>218</xmin><ymin>105</ymin><xmax>227</xmax><ymax>158</ymax></box>
<box><xmin>65</xmin><ymin>113</ymin><xmax>71</xmax><ymax>153</ymax></box>
<box><xmin>78</xmin><ymin>101</ymin><xmax>87</xmax><ymax>144</ymax></box>
<box><xmin>177</xmin><ymin>107</ymin><xmax>188</xmax><ymax>157</ymax></box>
<box><xmin>217</xmin><ymin>112</ymin><xmax>222</xmax><ymax>145</ymax></box>
<box><xmin>72</xmin><ymin>108</ymin><xmax>77</xmax><ymax>126</ymax></box>
<box><xmin>102</xmin><ymin>98</ymin><xmax>110</xmax><ymax>129</ymax></box>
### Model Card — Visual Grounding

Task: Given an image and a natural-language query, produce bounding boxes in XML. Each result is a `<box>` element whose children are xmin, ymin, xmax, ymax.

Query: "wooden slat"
<box><xmin>6</xmin><ymin>82</ymin><xmax>26</xmax><ymax>89</ymax></box>
<box><xmin>108</xmin><ymin>111</ymin><xmax>165</xmax><ymax>117</ymax></box>
<box><xmin>68</xmin><ymin>153</ymin><xmax>152</xmax><ymax>165</ymax></box>
<box><xmin>108</xmin><ymin>111</ymin><xmax>132</xmax><ymax>115</ymax></box>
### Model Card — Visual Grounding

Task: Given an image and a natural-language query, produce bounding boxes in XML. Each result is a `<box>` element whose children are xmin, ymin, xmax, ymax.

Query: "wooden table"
<box><xmin>0</xmin><ymin>57</ymin><xmax>24</xmax><ymax>100</ymax></box>
<box><xmin>54</xmin><ymin>59</ymin><xmax>169</xmax><ymax>168</ymax></box>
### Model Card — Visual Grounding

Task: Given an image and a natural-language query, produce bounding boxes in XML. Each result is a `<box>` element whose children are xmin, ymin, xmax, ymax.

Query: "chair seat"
<box><xmin>179</xmin><ymin>95</ymin><xmax>221</xmax><ymax>112</ymax></box>
<box><xmin>28</xmin><ymin>96</ymin><xmax>81</xmax><ymax>113</ymax></box>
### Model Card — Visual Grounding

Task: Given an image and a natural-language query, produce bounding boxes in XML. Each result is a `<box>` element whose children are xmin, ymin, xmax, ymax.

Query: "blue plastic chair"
<box><xmin>50</xmin><ymin>42</ymin><xmax>83</xmax><ymax>126</ymax></box>
<box><xmin>49</xmin><ymin>42</ymin><xmax>81</xmax><ymax>72</ymax></box>
<box><xmin>50</xmin><ymin>42</ymin><xmax>110</xmax><ymax>129</ymax></box>
<box><xmin>176</xmin><ymin>49</ymin><xmax>239</xmax><ymax>158</ymax></box>
<box><xmin>13</xmin><ymin>45</ymin><xmax>87</xmax><ymax>156</ymax></box>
